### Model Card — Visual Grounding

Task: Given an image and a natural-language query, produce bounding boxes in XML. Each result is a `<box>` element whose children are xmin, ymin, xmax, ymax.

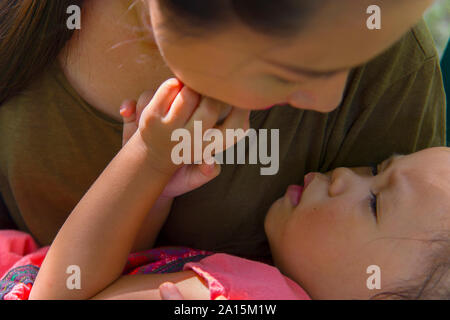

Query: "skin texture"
<box><xmin>40</xmin><ymin>0</ymin><xmax>438</xmax><ymax>300</ymax></box>
<box><xmin>29</xmin><ymin>79</ymin><xmax>249</xmax><ymax>300</ymax></box>
<box><xmin>95</xmin><ymin>107</ymin><xmax>450</xmax><ymax>301</ymax></box>
<box><xmin>265</xmin><ymin>147</ymin><xmax>450</xmax><ymax>299</ymax></box>
<box><xmin>30</xmin><ymin>81</ymin><xmax>450</xmax><ymax>300</ymax></box>
<box><xmin>60</xmin><ymin>0</ymin><xmax>433</xmax><ymax>121</ymax></box>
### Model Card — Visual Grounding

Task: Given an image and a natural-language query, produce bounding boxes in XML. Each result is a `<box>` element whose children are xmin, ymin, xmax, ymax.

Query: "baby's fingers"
<box><xmin>139</xmin><ymin>78</ymin><xmax>183</xmax><ymax>128</ymax></box>
<box><xmin>120</xmin><ymin>99</ymin><xmax>137</xmax><ymax>147</ymax></box>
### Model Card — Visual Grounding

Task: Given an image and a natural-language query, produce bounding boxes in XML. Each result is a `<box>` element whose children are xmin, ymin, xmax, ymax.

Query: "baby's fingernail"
<box><xmin>203</xmin><ymin>161</ymin><xmax>218</xmax><ymax>174</ymax></box>
<box><xmin>120</xmin><ymin>105</ymin><xmax>133</xmax><ymax>118</ymax></box>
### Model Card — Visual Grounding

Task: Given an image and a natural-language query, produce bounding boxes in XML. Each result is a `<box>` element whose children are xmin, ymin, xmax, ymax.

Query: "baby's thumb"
<box><xmin>120</xmin><ymin>100</ymin><xmax>137</xmax><ymax>147</ymax></box>
<box><xmin>196</xmin><ymin>162</ymin><xmax>221</xmax><ymax>183</ymax></box>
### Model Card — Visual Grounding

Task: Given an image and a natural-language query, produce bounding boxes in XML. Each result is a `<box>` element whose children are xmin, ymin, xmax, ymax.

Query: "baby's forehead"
<box><xmin>384</xmin><ymin>160</ymin><xmax>450</xmax><ymax>233</ymax></box>
<box><xmin>400</xmin><ymin>148</ymin><xmax>450</xmax><ymax>183</ymax></box>
<box><xmin>419</xmin><ymin>147</ymin><xmax>450</xmax><ymax>165</ymax></box>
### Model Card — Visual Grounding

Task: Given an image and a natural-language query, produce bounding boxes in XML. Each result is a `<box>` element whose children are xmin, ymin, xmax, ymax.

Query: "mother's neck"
<box><xmin>59</xmin><ymin>0</ymin><xmax>174</xmax><ymax>122</ymax></box>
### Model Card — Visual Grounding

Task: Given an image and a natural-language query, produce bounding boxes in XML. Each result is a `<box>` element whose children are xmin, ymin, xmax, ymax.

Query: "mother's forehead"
<box><xmin>252</xmin><ymin>2</ymin><xmax>430</xmax><ymax>70</ymax></box>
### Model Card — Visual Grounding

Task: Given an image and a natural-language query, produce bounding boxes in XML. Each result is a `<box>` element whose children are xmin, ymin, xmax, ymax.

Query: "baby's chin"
<box><xmin>263</xmin><ymin>202</ymin><xmax>279</xmax><ymax>236</ymax></box>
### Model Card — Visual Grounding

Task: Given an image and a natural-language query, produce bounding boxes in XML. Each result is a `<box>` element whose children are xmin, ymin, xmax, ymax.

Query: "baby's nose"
<box><xmin>329</xmin><ymin>167</ymin><xmax>353</xmax><ymax>196</ymax></box>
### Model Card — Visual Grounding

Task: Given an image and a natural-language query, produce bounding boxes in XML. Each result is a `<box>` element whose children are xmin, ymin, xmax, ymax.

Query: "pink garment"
<box><xmin>0</xmin><ymin>230</ymin><xmax>48</xmax><ymax>279</ymax></box>
<box><xmin>0</xmin><ymin>231</ymin><xmax>49</xmax><ymax>300</ymax></box>
<box><xmin>184</xmin><ymin>253</ymin><xmax>310</xmax><ymax>300</ymax></box>
<box><xmin>1</xmin><ymin>231</ymin><xmax>311</xmax><ymax>300</ymax></box>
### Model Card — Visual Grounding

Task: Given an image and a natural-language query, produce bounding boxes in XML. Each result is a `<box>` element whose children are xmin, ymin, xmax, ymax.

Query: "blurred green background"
<box><xmin>424</xmin><ymin>0</ymin><xmax>450</xmax><ymax>57</ymax></box>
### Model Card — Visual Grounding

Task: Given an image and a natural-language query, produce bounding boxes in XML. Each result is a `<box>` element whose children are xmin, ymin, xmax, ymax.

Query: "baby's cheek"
<box><xmin>264</xmin><ymin>199</ymin><xmax>283</xmax><ymax>238</ymax></box>
<box><xmin>291</xmin><ymin>206</ymin><xmax>342</xmax><ymax>253</ymax></box>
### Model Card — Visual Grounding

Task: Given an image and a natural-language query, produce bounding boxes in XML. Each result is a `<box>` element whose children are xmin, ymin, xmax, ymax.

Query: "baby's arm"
<box><xmin>29</xmin><ymin>80</ymin><xmax>249</xmax><ymax>300</ymax></box>
<box><xmin>120</xmin><ymin>97</ymin><xmax>220</xmax><ymax>252</ymax></box>
<box><xmin>120</xmin><ymin>99</ymin><xmax>175</xmax><ymax>252</ymax></box>
<box><xmin>29</xmin><ymin>80</ymin><xmax>186</xmax><ymax>300</ymax></box>
<box><xmin>29</xmin><ymin>132</ymin><xmax>172</xmax><ymax>300</ymax></box>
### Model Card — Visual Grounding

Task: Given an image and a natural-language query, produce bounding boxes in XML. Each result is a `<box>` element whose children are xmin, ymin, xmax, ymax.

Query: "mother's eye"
<box><xmin>369</xmin><ymin>192</ymin><xmax>378</xmax><ymax>220</ymax></box>
<box><xmin>269</xmin><ymin>75</ymin><xmax>297</xmax><ymax>85</ymax></box>
<box><xmin>369</xmin><ymin>164</ymin><xmax>378</xmax><ymax>220</ymax></box>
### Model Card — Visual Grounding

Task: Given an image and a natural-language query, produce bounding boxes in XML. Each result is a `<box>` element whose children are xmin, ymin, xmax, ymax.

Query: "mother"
<box><xmin>0</xmin><ymin>0</ymin><xmax>445</xmax><ymax>262</ymax></box>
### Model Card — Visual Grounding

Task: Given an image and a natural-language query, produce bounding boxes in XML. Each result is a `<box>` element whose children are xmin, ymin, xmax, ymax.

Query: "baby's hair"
<box><xmin>372</xmin><ymin>232</ymin><xmax>450</xmax><ymax>300</ymax></box>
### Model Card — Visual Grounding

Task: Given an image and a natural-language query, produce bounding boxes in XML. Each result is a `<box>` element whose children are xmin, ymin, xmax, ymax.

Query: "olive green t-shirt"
<box><xmin>0</xmin><ymin>20</ymin><xmax>446</xmax><ymax>261</ymax></box>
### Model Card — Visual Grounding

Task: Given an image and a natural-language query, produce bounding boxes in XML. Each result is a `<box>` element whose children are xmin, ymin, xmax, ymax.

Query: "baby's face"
<box><xmin>265</xmin><ymin>147</ymin><xmax>450</xmax><ymax>299</ymax></box>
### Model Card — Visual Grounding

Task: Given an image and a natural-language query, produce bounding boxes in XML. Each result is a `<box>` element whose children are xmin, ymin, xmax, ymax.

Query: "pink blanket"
<box><xmin>0</xmin><ymin>230</ymin><xmax>47</xmax><ymax>279</ymax></box>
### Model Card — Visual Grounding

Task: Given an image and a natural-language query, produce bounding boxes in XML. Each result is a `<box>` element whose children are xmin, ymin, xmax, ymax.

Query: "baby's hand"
<box><xmin>120</xmin><ymin>79</ymin><xmax>249</xmax><ymax>197</ymax></box>
<box><xmin>136</xmin><ymin>79</ymin><xmax>250</xmax><ymax>176</ymax></box>
<box><xmin>121</xmin><ymin>95</ymin><xmax>218</xmax><ymax>198</ymax></box>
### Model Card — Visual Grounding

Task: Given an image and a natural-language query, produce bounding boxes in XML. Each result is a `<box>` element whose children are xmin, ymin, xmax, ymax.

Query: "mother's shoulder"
<box><xmin>361</xmin><ymin>19</ymin><xmax>440</xmax><ymax>86</ymax></box>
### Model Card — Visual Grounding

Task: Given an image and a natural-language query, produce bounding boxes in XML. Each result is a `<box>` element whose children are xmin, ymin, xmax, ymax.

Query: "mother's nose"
<box><xmin>328</xmin><ymin>167</ymin><xmax>354</xmax><ymax>197</ymax></box>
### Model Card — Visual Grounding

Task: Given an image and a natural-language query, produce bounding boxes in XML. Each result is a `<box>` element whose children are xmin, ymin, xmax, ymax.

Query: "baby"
<box><xmin>22</xmin><ymin>79</ymin><xmax>449</xmax><ymax>300</ymax></box>
<box><xmin>265</xmin><ymin>149</ymin><xmax>450</xmax><ymax>299</ymax></box>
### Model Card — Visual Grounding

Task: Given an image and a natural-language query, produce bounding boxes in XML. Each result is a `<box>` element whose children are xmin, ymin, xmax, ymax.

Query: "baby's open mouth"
<box><xmin>286</xmin><ymin>185</ymin><xmax>304</xmax><ymax>206</ymax></box>
<box><xmin>286</xmin><ymin>173</ymin><xmax>316</xmax><ymax>206</ymax></box>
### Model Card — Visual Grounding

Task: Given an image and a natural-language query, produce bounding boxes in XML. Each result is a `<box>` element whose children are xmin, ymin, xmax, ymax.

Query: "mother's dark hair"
<box><xmin>0</xmin><ymin>0</ymin><xmax>83</xmax><ymax>105</ymax></box>
<box><xmin>156</xmin><ymin>0</ymin><xmax>319</xmax><ymax>39</ymax></box>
